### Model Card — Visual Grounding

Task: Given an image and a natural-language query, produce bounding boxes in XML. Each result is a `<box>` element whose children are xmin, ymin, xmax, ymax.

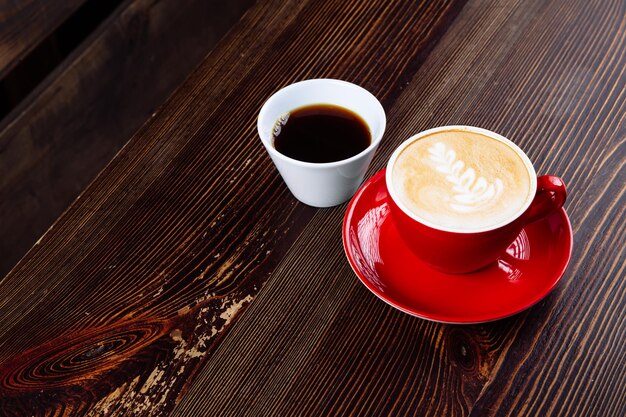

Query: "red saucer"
<box><xmin>342</xmin><ymin>169</ymin><xmax>573</xmax><ymax>324</ymax></box>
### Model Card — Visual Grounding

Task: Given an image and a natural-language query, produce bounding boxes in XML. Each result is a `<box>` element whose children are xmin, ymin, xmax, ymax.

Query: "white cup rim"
<box><xmin>385</xmin><ymin>125</ymin><xmax>538</xmax><ymax>234</ymax></box>
<box><xmin>257</xmin><ymin>79</ymin><xmax>386</xmax><ymax>169</ymax></box>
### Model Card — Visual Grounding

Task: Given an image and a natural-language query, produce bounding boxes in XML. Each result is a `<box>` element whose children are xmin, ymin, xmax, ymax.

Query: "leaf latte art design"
<box><xmin>428</xmin><ymin>142</ymin><xmax>503</xmax><ymax>213</ymax></box>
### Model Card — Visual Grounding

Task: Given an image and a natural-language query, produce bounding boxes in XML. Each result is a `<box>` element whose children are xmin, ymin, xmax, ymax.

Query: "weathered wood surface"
<box><xmin>1</xmin><ymin>0</ymin><xmax>624</xmax><ymax>416</ymax></box>
<box><xmin>171</xmin><ymin>0</ymin><xmax>625</xmax><ymax>415</ymax></box>
<box><xmin>0</xmin><ymin>0</ymin><xmax>86</xmax><ymax>79</ymax></box>
<box><xmin>0</xmin><ymin>0</ymin><xmax>254</xmax><ymax>277</ymax></box>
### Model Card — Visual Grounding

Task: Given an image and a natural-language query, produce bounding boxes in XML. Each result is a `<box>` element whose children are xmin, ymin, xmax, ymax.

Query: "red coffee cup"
<box><xmin>385</xmin><ymin>126</ymin><xmax>566</xmax><ymax>274</ymax></box>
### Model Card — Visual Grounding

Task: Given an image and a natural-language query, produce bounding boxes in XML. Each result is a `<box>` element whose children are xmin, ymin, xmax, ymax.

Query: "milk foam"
<box><xmin>392</xmin><ymin>130</ymin><xmax>533</xmax><ymax>231</ymax></box>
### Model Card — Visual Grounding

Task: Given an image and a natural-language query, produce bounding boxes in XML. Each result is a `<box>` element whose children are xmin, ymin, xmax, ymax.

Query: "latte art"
<box><xmin>391</xmin><ymin>129</ymin><xmax>533</xmax><ymax>231</ymax></box>
<box><xmin>427</xmin><ymin>142</ymin><xmax>503</xmax><ymax>213</ymax></box>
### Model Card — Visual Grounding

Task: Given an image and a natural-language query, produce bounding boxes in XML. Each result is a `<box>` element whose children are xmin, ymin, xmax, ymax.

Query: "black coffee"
<box><xmin>272</xmin><ymin>104</ymin><xmax>371</xmax><ymax>163</ymax></box>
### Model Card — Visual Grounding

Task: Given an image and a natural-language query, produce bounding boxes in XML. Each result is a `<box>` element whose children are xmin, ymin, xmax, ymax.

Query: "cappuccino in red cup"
<box><xmin>386</xmin><ymin>126</ymin><xmax>566</xmax><ymax>273</ymax></box>
<box><xmin>391</xmin><ymin>128</ymin><xmax>535</xmax><ymax>232</ymax></box>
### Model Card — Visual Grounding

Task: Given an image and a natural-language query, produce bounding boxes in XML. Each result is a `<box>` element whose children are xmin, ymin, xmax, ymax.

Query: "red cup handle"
<box><xmin>525</xmin><ymin>175</ymin><xmax>567</xmax><ymax>224</ymax></box>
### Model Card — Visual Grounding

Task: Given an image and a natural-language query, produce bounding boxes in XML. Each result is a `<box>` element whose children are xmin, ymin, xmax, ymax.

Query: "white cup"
<box><xmin>257</xmin><ymin>79</ymin><xmax>386</xmax><ymax>207</ymax></box>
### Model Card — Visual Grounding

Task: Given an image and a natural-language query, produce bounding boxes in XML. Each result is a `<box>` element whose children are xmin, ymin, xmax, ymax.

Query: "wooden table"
<box><xmin>1</xmin><ymin>0</ymin><xmax>624</xmax><ymax>415</ymax></box>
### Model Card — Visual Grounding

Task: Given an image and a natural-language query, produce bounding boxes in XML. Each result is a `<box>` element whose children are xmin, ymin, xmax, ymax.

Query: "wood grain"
<box><xmin>0</xmin><ymin>0</ymin><xmax>86</xmax><ymax>78</ymax></box>
<box><xmin>0</xmin><ymin>0</ymin><xmax>255</xmax><ymax>277</ymax></box>
<box><xmin>0</xmin><ymin>0</ymin><xmax>623</xmax><ymax>415</ymax></box>
<box><xmin>0</xmin><ymin>0</ymin><xmax>466</xmax><ymax>415</ymax></box>
<box><xmin>172</xmin><ymin>0</ymin><xmax>626</xmax><ymax>415</ymax></box>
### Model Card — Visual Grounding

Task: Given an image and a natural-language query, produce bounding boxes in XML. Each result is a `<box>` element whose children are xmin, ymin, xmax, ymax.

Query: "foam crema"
<box><xmin>391</xmin><ymin>129</ymin><xmax>534</xmax><ymax>231</ymax></box>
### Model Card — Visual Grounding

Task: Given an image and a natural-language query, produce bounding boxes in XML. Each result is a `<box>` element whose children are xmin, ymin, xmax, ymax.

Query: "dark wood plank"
<box><xmin>0</xmin><ymin>0</ymin><xmax>125</xmax><ymax>117</ymax></box>
<box><xmin>0</xmin><ymin>0</ymin><xmax>466</xmax><ymax>415</ymax></box>
<box><xmin>0</xmin><ymin>0</ymin><xmax>255</xmax><ymax>278</ymax></box>
<box><xmin>0</xmin><ymin>0</ymin><xmax>86</xmax><ymax>79</ymax></box>
<box><xmin>171</xmin><ymin>0</ymin><xmax>626</xmax><ymax>415</ymax></box>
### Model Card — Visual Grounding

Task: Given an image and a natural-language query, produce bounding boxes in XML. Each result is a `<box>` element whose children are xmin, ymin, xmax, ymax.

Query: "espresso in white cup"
<box><xmin>258</xmin><ymin>79</ymin><xmax>386</xmax><ymax>207</ymax></box>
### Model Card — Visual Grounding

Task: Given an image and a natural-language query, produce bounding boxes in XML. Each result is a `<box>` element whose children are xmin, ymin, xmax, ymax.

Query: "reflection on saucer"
<box><xmin>354</xmin><ymin>204</ymin><xmax>389</xmax><ymax>290</ymax></box>
<box><xmin>506</xmin><ymin>229</ymin><xmax>531</xmax><ymax>260</ymax></box>
<box><xmin>498</xmin><ymin>229</ymin><xmax>530</xmax><ymax>281</ymax></box>
<box><xmin>497</xmin><ymin>259</ymin><xmax>523</xmax><ymax>282</ymax></box>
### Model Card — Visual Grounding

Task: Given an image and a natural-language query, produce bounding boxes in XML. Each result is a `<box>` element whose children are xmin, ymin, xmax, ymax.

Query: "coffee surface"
<box><xmin>272</xmin><ymin>104</ymin><xmax>370</xmax><ymax>163</ymax></box>
<box><xmin>392</xmin><ymin>129</ymin><xmax>532</xmax><ymax>231</ymax></box>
